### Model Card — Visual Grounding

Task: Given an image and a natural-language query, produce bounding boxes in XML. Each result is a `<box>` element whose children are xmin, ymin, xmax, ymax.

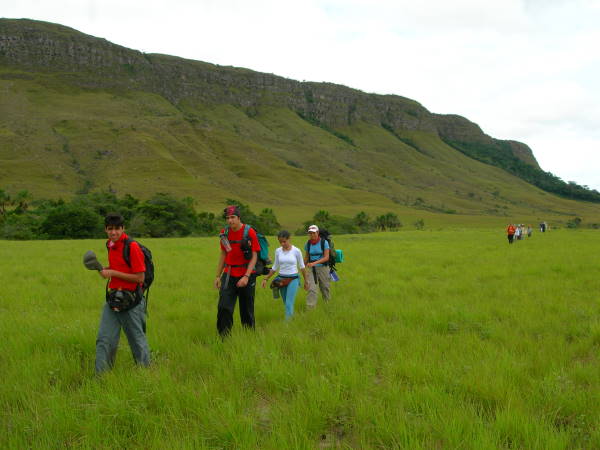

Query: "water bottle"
<box><xmin>220</xmin><ymin>233</ymin><xmax>232</xmax><ymax>252</ymax></box>
<box><xmin>330</xmin><ymin>270</ymin><xmax>340</xmax><ymax>282</ymax></box>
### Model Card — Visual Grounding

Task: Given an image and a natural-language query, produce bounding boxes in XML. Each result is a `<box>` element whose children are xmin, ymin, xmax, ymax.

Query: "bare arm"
<box><xmin>214</xmin><ymin>249</ymin><xmax>226</xmax><ymax>289</ymax></box>
<box><xmin>263</xmin><ymin>268</ymin><xmax>276</xmax><ymax>281</ymax></box>
<box><xmin>300</xmin><ymin>267</ymin><xmax>309</xmax><ymax>290</ymax></box>
<box><xmin>261</xmin><ymin>268</ymin><xmax>277</xmax><ymax>288</ymax></box>
<box><xmin>307</xmin><ymin>249</ymin><xmax>329</xmax><ymax>267</ymax></box>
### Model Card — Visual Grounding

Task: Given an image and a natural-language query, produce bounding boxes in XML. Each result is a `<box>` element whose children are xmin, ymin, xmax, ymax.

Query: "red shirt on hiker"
<box><xmin>107</xmin><ymin>232</ymin><xmax>145</xmax><ymax>291</ymax></box>
<box><xmin>220</xmin><ymin>224</ymin><xmax>261</xmax><ymax>277</ymax></box>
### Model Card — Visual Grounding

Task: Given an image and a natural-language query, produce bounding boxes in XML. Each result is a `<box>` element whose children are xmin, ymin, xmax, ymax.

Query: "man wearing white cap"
<box><xmin>303</xmin><ymin>224</ymin><xmax>331</xmax><ymax>308</ymax></box>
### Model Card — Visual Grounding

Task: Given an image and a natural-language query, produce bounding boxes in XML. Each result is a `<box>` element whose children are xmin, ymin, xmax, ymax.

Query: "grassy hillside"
<box><xmin>1</xmin><ymin>68</ymin><xmax>599</xmax><ymax>228</ymax></box>
<box><xmin>1</xmin><ymin>19</ymin><xmax>599</xmax><ymax>226</ymax></box>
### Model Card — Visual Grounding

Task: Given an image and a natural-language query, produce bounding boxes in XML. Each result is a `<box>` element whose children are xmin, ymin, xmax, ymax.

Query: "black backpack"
<box><xmin>306</xmin><ymin>229</ymin><xmax>336</xmax><ymax>271</ymax></box>
<box><xmin>123</xmin><ymin>238</ymin><xmax>154</xmax><ymax>293</ymax></box>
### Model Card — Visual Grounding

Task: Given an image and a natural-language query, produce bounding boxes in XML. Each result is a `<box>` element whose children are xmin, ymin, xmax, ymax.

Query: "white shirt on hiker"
<box><xmin>272</xmin><ymin>246</ymin><xmax>305</xmax><ymax>276</ymax></box>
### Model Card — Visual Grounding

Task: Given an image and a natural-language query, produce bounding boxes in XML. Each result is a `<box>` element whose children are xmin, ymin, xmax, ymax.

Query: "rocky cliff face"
<box><xmin>432</xmin><ymin>114</ymin><xmax>541</xmax><ymax>169</ymax></box>
<box><xmin>433</xmin><ymin>114</ymin><xmax>492</xmax><ymax>145</ymax></box>
<box><xmin>0</xmin><ymin>18</ymin><xmax>538</xmax><ymax>167</ymax></box>
<box><xmin>504</xmin><ymin>140</ymin><xmax>539</xmax><ymax>168</ymax></box>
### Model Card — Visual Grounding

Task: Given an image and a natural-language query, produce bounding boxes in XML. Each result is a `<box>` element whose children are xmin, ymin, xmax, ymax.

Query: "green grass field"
<box><xmin>1</xmin><ymin>229</ymin><xmax>599</xmax><ymax>448</ymax></box>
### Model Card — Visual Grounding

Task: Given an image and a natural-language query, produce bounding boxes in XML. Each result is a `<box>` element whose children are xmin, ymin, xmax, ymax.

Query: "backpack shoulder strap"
<box><xmin>320</xmin><ymin>239</ymin><xmax>325</xmax><ymax>253</ymax></box>
<box><xmin>122</xmin><ymin>238</ymin><xmax>133</xmax><ymax>267</ymax></box>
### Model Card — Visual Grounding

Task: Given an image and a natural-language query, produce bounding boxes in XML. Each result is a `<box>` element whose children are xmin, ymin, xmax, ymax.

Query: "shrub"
<box><xmin>40</xmin><ymin>204</ymin><xmax>103</xmax><ymax>239</ymax></box>
<box><xmin>354</xmin><ymin>211</ymin><xmax>375</xmax><ymax>233</ymax></box>
<box><xmin>296</xmin><ymin>209</ymin><xmax>365</xmax><ymax>235</ymax></box>
<box><xmin>257</xmin><ymin>208</ymin><xmax>281</xmax><ymax>235</ymax></box>
<box><xmin>137</xmin><ymin>193</ymin><xmax>197</xmax><ymax>237</ymax></box>
<box><xmin>197</xmin><ymin>212</ymin><xmax>220</xmax><ymax>235</ymax></box>
<box><xmin>0</xmin><ymin>213</ymin><xmax>41</xmax><ymax>240</ymax></box>
<box><xmin>566</xmin><ymin>217</ymin><xmax>582</xmax><ymax>229</ymax></box>
<box><xmin>414</xmin><ymin>219</ymin><xmax>425</xmax><ymax>230</ymax></box>
<box><xmin>375</xmin><ymin>213</ymin><xmax>402</xmax><ymax>231</ymax></box>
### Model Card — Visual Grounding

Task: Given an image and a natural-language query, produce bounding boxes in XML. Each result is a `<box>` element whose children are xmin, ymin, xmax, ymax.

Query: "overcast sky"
<box><xmin>4</xmin><ymin>0</ymin><xmax>600</xmax><ymax>190</ymax></box>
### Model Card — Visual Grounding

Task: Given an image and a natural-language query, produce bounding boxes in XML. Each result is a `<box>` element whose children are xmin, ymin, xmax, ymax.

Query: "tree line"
<box><xmin>295</xmin><ymin>210</ymin><xmax>403</xmax><ymax>235</ymax></box>
<box><xmin>442</xmin><ymin>139</ymin><xmax>600</xmax><ymax>203</ymax></box>
<box><xmin>0</xmin><ymin>189</ymin><xmax>407</xmax><ymax>240</ymax></box>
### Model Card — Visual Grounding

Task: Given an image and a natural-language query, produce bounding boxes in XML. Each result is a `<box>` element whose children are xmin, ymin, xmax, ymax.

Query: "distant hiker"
<box><xmin>540</xmin><ymin>222</ymin><xmax>546</xmax><ymax>233</ymax></box>
<box><xmin>261</xmin><ymin>230</ymin><xmax>308</xmax><ymax>320</ymax></box>
<box><xmin>96</xmin><ymin>213</ymin><xmax>150</xmax><ymax>374</ymax></box>
<box><xmin>527</xmin><ymin>225</ymin><xmax>532</xmax><ymax>238</ymax></box>
<box><xmin>507</xmin><ymin>224</ymin><xmax>516</xmax><ymax>244</ymax></box>
<box><xmin>303</xmin><ymin>224</ymin><xmax>331</xmax><ymax>308</ymax></box>
<box><xmin>214</xmin><ymin>205</ymin><xmax>261</xmax><ymax>337</ymax></box>
<box><xmin>514</xmin><ymin>224</ymin><xmax>522</xmax><ymax>241</ymax></box>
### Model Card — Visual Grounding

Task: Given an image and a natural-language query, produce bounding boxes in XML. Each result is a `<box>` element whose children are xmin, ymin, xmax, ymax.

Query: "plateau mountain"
<box><xmin>1</xmin><ymin>19</ymin><xmax>598</xmax><ymax>225</ymax></box>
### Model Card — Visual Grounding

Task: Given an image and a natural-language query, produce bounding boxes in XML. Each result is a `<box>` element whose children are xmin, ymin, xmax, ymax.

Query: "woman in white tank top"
<box><xmin>261</xmin><ymin>230</ymin><xmax>308</xmax><ymax>319</ymax></box>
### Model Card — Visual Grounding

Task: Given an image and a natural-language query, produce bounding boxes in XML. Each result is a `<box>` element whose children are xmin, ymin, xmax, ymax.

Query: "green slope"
<box><xmin>1</xmin><ymin>19</ymin><xmax>599</xmax><ymax>227</ymax></box>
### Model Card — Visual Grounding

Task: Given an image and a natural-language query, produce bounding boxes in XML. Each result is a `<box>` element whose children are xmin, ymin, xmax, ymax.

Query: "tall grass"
<box><xmin>1</xmin><ymin>229</ymin><xmax>599</xmax><ymax>448</ymax></box>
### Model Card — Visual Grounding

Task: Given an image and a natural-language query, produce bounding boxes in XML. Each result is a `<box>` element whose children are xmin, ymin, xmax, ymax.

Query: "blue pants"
<box><xmin>280</xmin><ymin>277</ymin><xmax>300</xmax><ymax>319</ymax></box>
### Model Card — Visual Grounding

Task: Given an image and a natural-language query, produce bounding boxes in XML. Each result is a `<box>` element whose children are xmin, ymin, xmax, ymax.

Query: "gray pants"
<box><xmin>95</xmin><ymin>299</ymin><xmax>150</xmax><ymax>374</ymax></box>
<box><xmin>306</xmin><ymin>265</ymin><xmax>331</xmax><ymax>307</ymax></box>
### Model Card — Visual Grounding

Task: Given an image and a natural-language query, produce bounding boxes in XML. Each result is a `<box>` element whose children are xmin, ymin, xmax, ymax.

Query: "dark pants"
<box><xmin>508</xmin><ymin>234</ymin><xmax>514</xmax><ymax>244</ymax></box>
<box><xmin>217</xmin><ymin>273</ymin><xmax>256</xmax><ymax>337</ymax></box>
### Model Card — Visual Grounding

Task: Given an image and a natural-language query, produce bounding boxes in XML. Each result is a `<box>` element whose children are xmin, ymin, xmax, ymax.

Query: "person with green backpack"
<box><xmin>214</xmin><ymin>205</ymin><xmax>264</xmax><ymax>337</ymax></box>
<box><xmin>304</xmin><ymin>224</ymin><xmax>331</xmax><ymax>308</ymax></box>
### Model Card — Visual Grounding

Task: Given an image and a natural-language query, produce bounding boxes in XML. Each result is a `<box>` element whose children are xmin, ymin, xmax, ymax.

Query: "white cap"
<box><xmin>307</xmin><ymin>224</ymin><xmax>319</xmax><ymax>233</ymax></box>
